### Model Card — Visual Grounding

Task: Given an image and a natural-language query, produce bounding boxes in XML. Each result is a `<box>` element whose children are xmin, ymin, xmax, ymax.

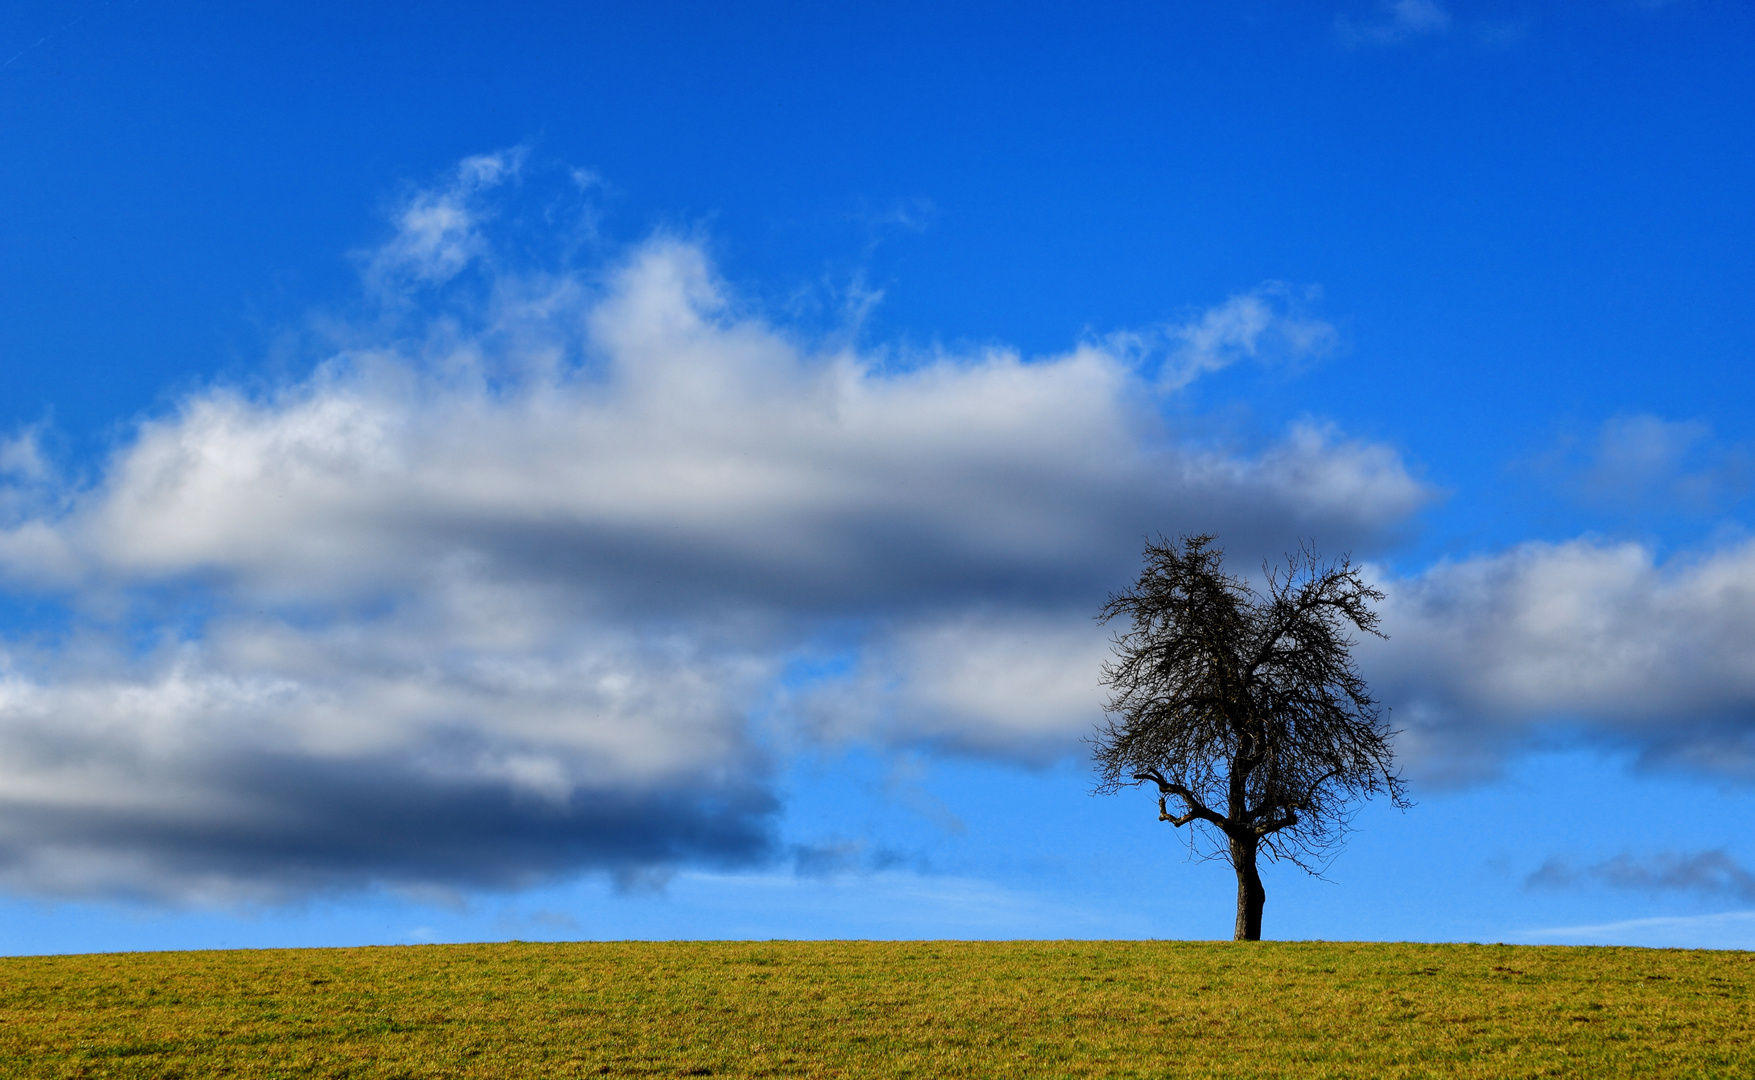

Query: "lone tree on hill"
<box><xmin>1092</xmin><ymin>535</ymin><xmax>1407</xmax><ymax>941</ymax></box>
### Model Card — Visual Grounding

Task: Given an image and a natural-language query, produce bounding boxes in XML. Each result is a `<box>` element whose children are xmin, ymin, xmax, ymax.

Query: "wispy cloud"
<box><xmin>1105</xmin><ymin>284</ymin><xmax>1337</xmax><ymax>392</ymax></box>
<box><xmin>360</xmin><ymin>149</ymin><xmax>528</xmax><ymax>293</ymax></box>
<box><xmin>0</xmin><ymin>430</ymin><xmax>48</xmax><ymax>482</ymax></box>
<box><xmin>1583</xmin><ymin>414</ymin><xmax>1714</xmax><ymax>497</ymax></box>
<box><xmin>1531</xmin><ymin>413</ymin><xmax>1752</xmax><ymax>513</ymax></box>
<box><xmin>1515</xmin><ymin>909</ymin><xmax>1755</xmax><ymax>950</ymax></box>
<box><xmin>1336</xmin><ymin>0</ymin><xmax>1453</xmax><ymax>47</ymax></box>
<box><xmin>675</xmin><ymin>868</ymin><xmax>1148</xmax><ymax>939</ymax></box>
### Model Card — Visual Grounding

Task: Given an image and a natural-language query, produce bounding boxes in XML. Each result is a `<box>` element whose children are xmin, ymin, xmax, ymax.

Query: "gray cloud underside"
<box><xmin>1527</xmin><ymin>849</ymin><xmax>1755</xmax><ymax>904</ymax></box>
<box><xmin>0</xmin><ymin>752</ymin><xmax>775</xmax><ymax>903</ymax></box>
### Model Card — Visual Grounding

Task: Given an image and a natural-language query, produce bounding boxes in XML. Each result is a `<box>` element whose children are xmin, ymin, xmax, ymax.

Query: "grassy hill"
<box><xmin>2</xmin><ymin>939</ymin><xmax>1750</xmax><ymax>1078</ymax></box>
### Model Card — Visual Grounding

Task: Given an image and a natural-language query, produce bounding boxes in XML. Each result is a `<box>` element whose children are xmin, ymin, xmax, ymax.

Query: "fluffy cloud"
<box><xmin>1368</xmin><ymin>538</ymin><xmax>1755</xmax><ymax>782</ymax></box>
<box><xmin>791</xmin><ymin>611</ymin><xmax>1119</xmax><ymax>762</ymax></box>
<box><xmin>0</xmin><ymin>154</ymin><xmax>1433</xmax><ymax>902</ymax></box>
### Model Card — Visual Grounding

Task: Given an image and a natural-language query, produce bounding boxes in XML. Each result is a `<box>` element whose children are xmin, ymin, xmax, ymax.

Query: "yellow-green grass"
<box><xmin>1</xmin><ymin>940</ymin><xmax>1750</xmax><ymax>1078</ymax></box>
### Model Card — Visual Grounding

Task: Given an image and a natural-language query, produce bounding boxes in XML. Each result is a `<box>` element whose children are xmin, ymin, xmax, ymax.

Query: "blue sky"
<box><xmin>2</xmin><ymin>0</ymin><xmax>1755</xmax><ymax>954</ymax></box>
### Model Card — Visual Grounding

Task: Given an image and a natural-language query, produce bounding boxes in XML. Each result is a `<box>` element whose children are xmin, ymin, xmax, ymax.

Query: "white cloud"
<box><xmin>0</xmin><ymin>156</ymin><xmax>1432</xmax><ymax>903</ymax></box>
<box><xmin>1368</xmin><ymin>537</ymin><xmax>1755</xmax><ymax>782</ymax></box>
<box><xmin>9</xmin><ymin>253</ymin><xmax>1412</xmax><ymax>611</ymax></box>
<box><xmin>793</xmin><ymin>612</ymin><xmax>1115</xmax><ymax>760</ymax></box>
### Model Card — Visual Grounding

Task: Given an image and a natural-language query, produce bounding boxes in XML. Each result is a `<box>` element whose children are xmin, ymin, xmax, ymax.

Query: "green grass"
<box><xmin>0</xmin><ymin>940</ymin><xmax>1750</xmax><ymax>1078</ymax></box>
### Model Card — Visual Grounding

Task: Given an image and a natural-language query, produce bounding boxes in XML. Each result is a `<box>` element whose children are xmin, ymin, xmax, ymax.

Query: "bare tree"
<box><xmin>1093</xmin><ymin>535</ymin><xmax>1408</xmax><ymax>941</ymax></box>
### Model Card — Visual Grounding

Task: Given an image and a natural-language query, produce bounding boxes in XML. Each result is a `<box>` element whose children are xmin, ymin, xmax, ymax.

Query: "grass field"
<box><xmin>1</xmin><ymin>939</ymin><xmax>1750</xmax><ymax>1078</ymax></box>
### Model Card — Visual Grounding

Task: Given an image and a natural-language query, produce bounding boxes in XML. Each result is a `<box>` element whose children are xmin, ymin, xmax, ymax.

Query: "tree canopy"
<box><xmin>1093</xmin><ymin>535</ymin><xmax>1407</xmax><ymax>940</ymax></box>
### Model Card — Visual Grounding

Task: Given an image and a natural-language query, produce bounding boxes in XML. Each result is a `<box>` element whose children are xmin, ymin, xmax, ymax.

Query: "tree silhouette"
<box><xmin>1093</xmin><ymin>535</ymin><xmax>1408</xmax><ymax>941</ymax></box>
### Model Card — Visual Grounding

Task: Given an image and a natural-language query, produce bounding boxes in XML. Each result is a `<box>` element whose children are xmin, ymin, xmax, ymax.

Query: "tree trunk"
<box><xmin>1231</xmin><ymin>836</ymin><xmax>1264</xmax><ymax>941</ymax></box>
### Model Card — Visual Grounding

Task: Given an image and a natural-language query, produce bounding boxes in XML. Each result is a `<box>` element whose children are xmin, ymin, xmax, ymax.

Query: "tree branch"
<box><xmin>1255</xmin><ymin>811</ymin><xmax>1297</xmax><ymax>836</ymax></box>
<box><xmin>1133</xmin><ymin>770</ymin><xmax>1228</xmax><ymax>830</ymax></box>
<box><xmin>1295</xmin><ymin>768</ymin><xmax>1341</xmax><ymax>810</ymax></box>
<box><xmin>1156</xmin><ymin>795</ymin><xmax>1201</xmax><ymax>827</ymax></box>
